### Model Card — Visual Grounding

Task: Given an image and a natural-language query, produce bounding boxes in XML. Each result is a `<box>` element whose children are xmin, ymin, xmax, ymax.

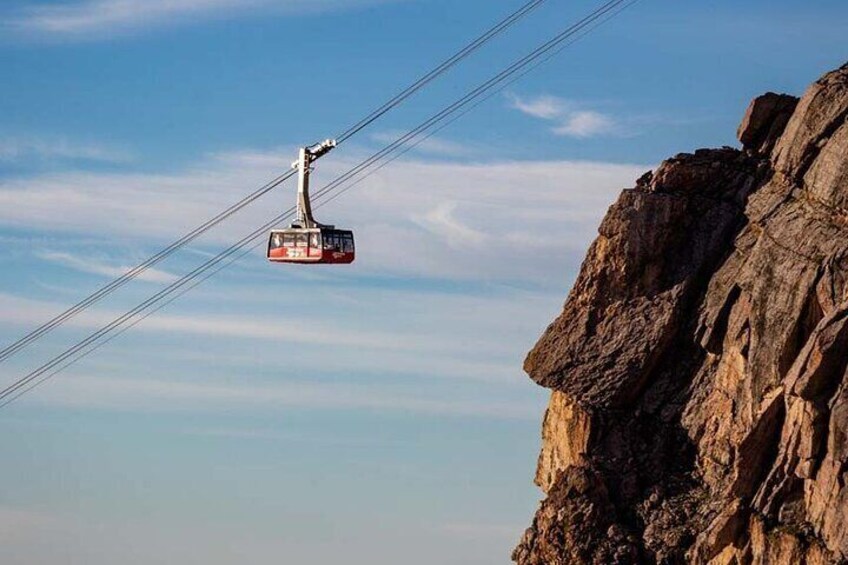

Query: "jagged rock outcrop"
<box><xmin>514</xmin><ymin>63</ymin><xmax>848</xmax><ymax>565</ymax></box>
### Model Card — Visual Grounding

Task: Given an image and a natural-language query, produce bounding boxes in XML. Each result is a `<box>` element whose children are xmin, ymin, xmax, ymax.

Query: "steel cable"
<box><xmin>0</xmin><ymin>0</ymin><xmax>548</xmax><ymax>367</ymax></box>
<box><xmin>0</xmin><ymin>0</ymin><xmax>633</xmax><ymax>407</ymax></box>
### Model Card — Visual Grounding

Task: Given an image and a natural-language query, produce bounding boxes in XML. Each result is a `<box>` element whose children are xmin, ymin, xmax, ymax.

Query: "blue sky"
<box><xmin>0</xmin><ymin>1</ymin><xmax>845</xmax><ymax>563</ymax></box>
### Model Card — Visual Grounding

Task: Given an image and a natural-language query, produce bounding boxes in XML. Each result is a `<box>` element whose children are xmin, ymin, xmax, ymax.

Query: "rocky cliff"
<box><xmin>513</xmin><ymin>63</ymin><xmax>848</xmax><ymax>565</ymax></box>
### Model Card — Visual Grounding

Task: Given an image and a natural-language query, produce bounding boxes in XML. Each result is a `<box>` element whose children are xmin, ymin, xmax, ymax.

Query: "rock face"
<box><xmin>514</xmin><ymin>63</ymin><xmax>848</xmax><ymax>565</ymax></box>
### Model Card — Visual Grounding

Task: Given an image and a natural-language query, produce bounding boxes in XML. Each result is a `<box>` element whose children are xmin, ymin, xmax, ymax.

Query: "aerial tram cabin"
<box><xmin>267</xmin><ymin>140</ymin><xmax>355</xmax><ymax>265</ymax></box>
<box><xmin>267</xmin><ymin>228</ymin><xmax>355</xmax><ymax>264</ymax></box>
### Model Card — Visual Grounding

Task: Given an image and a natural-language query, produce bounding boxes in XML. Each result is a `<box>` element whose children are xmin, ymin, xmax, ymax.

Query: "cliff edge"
<box><xmin>514</xmin><ymin>63</ymin><xmax>848</xmax><ymax>564</ymax></box>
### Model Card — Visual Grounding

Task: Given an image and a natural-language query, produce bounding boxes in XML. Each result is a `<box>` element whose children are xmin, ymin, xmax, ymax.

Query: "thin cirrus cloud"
<box><xmin>0</xmin><ymin>281</ymin><xmax>545</xmax><ymax>419</ymax></box>
<box><xmin>5</xmin><ymin>0</ymin><xmax>396</xmax><ymax>39</ymax></box>
<box><xmin>0</xmin><ymin>291</ymin><xmax>424</xmax><ymax>352</ymax></box>
<box><xmin>0</xmin><ymin>255</ymin><xmax>556</xmax><ymax>389</ymax></box>
<box><xmin>507</xmin><ymin>94</ymin><xmax>569</xmax><ymax>120</ymax></box>
<box><xmin>28</xmin><ymin>372</ymin><xmax>543</xmax><ymax>419</ymax></box>
<box><xmin>0</xmin><ymin>284</ymin><xmax>548</xmax><ymax>364</ymax></box>
<box><xmin>0</xmin><ymin>135</ymin><xmax>133</xmax><ymax>164</ymax></box>
<box><xmin>0</xmin><ymin>145</ymin><xmax>647</xmax><ymax>283</ymax></box>
<box><xmin>369</xmin><ymin>131</ymin><xmax>478</xmax><ymax>158</ymax></box>
<box><xmin>0</xmin><ymin>145</ymin><xmax>620</xmax><ymax>415</ymax></box>
<box><xmin>552</xmin><ymin>111</ymin><xmax>616</xmax><ymax>138</ymax></box>
<box><xmin>35</xmin><ymin>250</ymin><xmax>179</xmax><ymax>284</ymax></box>
<box><xmin>413</xmin><ymin>202</ymin><xmax>487</xmax><ymax>248</ymax></box>
<box><xmin>507</xmin><ymin>93</ymin><xmax>619</xmax><ymax>138</ymax></box>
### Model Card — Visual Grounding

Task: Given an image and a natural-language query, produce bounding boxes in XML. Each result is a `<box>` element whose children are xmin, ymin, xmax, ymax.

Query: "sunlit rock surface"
<box><xmin>514</xmin><ymin>63</ymin><xmax>848</xmax><ymax>565</ymax></box>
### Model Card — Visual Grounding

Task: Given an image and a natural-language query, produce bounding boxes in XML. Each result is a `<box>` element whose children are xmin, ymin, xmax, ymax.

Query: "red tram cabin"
<box><xmin>267</xmin><ymin>228</ymin><xmax>355</xmax><ymax>264</ymax></box>
<box><xmin>267</xmin><ymin>140</ymin><xmax>355</xmax><ymax>265</ymax></box>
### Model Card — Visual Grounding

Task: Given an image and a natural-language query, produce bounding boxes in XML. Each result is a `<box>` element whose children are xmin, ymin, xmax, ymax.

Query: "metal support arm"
<box><xmin>292</xmin><ymin>139</ymin><xmax>337</xmax><ymax>229</ymax></box>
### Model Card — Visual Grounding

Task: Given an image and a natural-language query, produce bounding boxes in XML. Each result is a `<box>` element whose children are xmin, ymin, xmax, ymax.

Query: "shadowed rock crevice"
<box><xmin>514</xmin><ymin>63</ymin><xmax>848</xmax><ymax>565</ymax></box>
<box><xmin>778</xmin><ymin>283</ymin><xmax>825</xmax><ymax>380</ymax></box>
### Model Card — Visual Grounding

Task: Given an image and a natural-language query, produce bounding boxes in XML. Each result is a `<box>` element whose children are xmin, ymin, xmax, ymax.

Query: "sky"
<box><xmin>0</xmin><ymin>0</ymin><xmax>845</xmax><ymax>563</ymax></box>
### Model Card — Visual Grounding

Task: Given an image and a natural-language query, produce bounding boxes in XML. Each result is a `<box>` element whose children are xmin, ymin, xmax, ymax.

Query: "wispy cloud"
<box><xmin>30</xmin><ymin>374</ymin><xmax>543</xmax><ymax>420</ymax></box>
<box><xmin>552</xmin><ymin>111</ymin><xmax>616</xmax><ymax>137</ymax></box>
<box><xmin>507</xmin><ymin>94</ymin><xmax>568</xmax><ymax>120</ymax></box>
<box><xmin>11</xmin><ymin>0</ymin><xmax>262</xmax><ymax>35</ymax></box>
<box><xmin>0</xmin><ymin>135</ymin><xmax>132</xmax><ymax>164</ymax></box>
<box><xmin>325</xmin><ymin>154</ymin><xmax>646</xmax><ymax>281</ymax></box>
<box><xmin>0</xmin><ymin>147</ymin><xmax>647</xmax><ymax>283</ymax></box>
<box><xmin>0</xmin><ymin>284</ymin><xmax>552</xmax><ymax>382</ymax></box>
<box><xmin>413</xmin><ymin>202</ymin><xmax>487</xmax><ymax>248</ymax></box>
<box><xmin>6</xmin><ymin>0</ymin><xmax>396</xmax><ymax>40</ymax></box>
<box><xmin>507</xmin><ymin>93</ymin><xmax>618</xmax><ymax>138</ymax></box>
<box><xmin>0</xmin><ymin>291</ymin><xmax>424</xmax><ymax>352</ymax></box>
<box><xmin>0</xmin><ymin>149</ymin><xmax>277</xmax><ymax>246</ymax></box>
<box><xmin>36</xmin><ymin>250</ymin><xmax>178</xmax><ymax>284</ymax></box>
<box><xmin>0</xmin><ymin>273</ymin><xmax>569</xmax><ymax>390</ymax></box>
<box><xmin>370</xmin><ymin>131</ymin><xmax>476</xmax><ymax>158</ymax></box>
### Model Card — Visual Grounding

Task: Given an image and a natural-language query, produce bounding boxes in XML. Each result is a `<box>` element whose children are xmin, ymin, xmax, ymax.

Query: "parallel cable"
<box><xmin>0</xmin><ymin>0</ymin><xmax>547</xmax><ymax>367</ymax></box>
<box><xmin>0</xmin><ymin>0</ymin><xmax>633</xmax><ymax>407</ymax></box>
<box><xmin>0</xmin><ymin>213</ymin><xmax>291</xmax><ymax>405</ymax></box>
<box><xmin>0</xmin><ymin>170</ymin><xmax>296</xmax><ymax>366</ymax></box>
<box><xmin>320</xmin><ymin>0</ymin><xmax>640</xmax><ymax>209</ymax></box>
<box><xmin>299</xmin><ymin>0</ymin><xmax>629</xmax><ymax>203</ymax></box>
<box><xmin>335</xmin><ymin>0</ymin><xmax>549</xmax><ymax>143</ymax></box>
<box><xmin>0</xmin><ymin>242</ymin><xmax>261</xmax><ymax>410</ymax></box>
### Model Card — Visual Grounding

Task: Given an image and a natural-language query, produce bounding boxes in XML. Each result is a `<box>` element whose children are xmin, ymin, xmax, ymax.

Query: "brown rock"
<box><xmin>524</xmin><ymin>147</ymin><xmax>763</xmax><ymax>409</ymax></box>
<box><xmin>515</xmin><ymin>62</ymin><xmax>848</xmax><ymax>564</ymax></box>
<box><xmin>737</xmin><ymin>93</ymin><xmax>799</xmax><ymax>155</ymax></box>
<box><xmin>513</xmin><ymin>461</ymin><xmax>641</xmax><ymax>565</ymax></box>
<box><xmin>535</xmin><ymin>391</ymin><xmax>592</xmax><ymax>493</ymax></box>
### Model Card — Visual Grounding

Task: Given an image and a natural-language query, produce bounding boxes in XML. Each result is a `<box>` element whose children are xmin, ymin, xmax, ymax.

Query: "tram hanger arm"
<box><xmin>293</xmin><ymin>139</ymin><xmax>337</xmax><ymax>166</ymax></box>
<box><xmin>291</xmin><ymin>139</ymin><xmax>337</xmax><ymax>229</ymax></box>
